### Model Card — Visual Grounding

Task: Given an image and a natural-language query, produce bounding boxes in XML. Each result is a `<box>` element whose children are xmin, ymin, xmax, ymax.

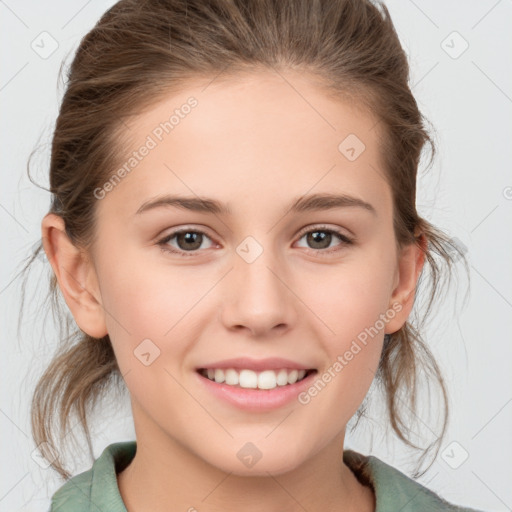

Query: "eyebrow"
<box><xmin>135</xmin><ymin>192</ymin><xmax>377</xmax><ymax>217</ymax></box>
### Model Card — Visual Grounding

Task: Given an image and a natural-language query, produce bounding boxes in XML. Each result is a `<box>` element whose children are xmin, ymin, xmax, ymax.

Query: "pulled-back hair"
<box><xmin>21</xmin><ymin>0</ymin><xmax>469</xmax><ymax>480</ymax></box>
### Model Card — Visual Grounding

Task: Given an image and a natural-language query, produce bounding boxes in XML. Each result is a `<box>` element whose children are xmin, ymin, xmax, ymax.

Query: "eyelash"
<box><xmin>157</xmin><ymin>225</ymin><xmax>355</xmax><ymax>258</ymax></box>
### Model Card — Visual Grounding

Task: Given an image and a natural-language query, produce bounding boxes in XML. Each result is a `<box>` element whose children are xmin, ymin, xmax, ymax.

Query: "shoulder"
<box><xmin>343</xmin><ymin>449</ymin><xmax>485</xmax><ymax>512</ymax></box>
<box><xmin>49</xmin><ymin>441</ymin><xmax>136</xmax><ymax>512</ymax></box>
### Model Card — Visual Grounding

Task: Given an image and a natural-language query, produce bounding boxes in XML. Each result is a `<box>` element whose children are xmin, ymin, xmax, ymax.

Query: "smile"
<box><xmin>195</xmin><ymin>366</ymin><xmax>319</xmax><ymax>411</ymax></box>
<box><xmin>197</xmin><ymin>367</ymin><xmax>316</xmax><ymax>390</ymax></box>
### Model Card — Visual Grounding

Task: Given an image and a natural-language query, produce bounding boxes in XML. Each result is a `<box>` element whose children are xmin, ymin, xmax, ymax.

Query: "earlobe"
<box><xmin>41</xmin><ymin>213</ymin><xmax>108</xmax><ymax>339</ymax></box>
<box><xmin>385</xmin><ymin>233</ymin><xmax>427</xmax><ymax>335</ymax></box>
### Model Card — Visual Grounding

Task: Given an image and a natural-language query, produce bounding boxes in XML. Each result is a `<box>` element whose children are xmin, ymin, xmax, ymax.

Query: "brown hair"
<box><xmin>21</xmin><ymin>0</ymin><xmax>469</xmax><ymax>480</ymax></box>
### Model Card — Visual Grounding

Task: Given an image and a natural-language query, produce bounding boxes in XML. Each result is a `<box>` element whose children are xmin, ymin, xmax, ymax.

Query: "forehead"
<box><xmin>99</xmin><ymin>69</ymin><xmax>391</xmax><ymax>220</ymax></box>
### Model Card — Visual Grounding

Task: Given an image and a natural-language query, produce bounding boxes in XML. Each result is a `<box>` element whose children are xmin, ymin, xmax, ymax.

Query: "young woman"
<box><xmin>25</xmin><ymin>0</ymin><xmax>484</xmax><ymax>510</ymax></box>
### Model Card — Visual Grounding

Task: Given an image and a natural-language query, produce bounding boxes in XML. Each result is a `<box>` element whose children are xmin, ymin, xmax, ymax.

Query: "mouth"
<box><xmin>196</xmin><ymin>367</ymin><xmax>318</xmax><ymax>391</ymax></box>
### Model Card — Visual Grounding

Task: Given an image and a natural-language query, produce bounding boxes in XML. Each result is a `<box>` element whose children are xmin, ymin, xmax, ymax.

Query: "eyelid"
<box><xmin>295</xmin><ymin>223</ymin><xmax>354</xmax><ymax>242</ymax></box>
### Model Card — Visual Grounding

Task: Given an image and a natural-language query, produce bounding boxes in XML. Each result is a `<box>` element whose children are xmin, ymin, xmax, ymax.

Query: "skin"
<box><xmin>42</xmin><ymin>69</ymin><xmax>425</xmax><ymax>512</ymax></box>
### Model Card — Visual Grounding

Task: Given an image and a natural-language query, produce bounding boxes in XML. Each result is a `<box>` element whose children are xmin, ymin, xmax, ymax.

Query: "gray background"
<box><xmin>1</xmin><ymin>1</ymin><xmax>511</xmax><ymax>511</ymax></box>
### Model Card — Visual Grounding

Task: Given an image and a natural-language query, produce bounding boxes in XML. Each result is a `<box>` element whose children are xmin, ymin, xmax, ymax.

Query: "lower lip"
<box><xmin>195</xmin><ymin>370</ymin><xmax>317</xmax><ymax>411</ymax></box>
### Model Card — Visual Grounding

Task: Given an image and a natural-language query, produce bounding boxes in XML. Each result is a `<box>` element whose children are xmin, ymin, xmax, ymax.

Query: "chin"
<box><xmin>202</xmin><ymin>444</ymin><xmax>308</xmax><ymax>477</ymax></box>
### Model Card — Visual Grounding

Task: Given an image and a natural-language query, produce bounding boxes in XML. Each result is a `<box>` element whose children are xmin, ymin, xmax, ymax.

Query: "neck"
<box><xmin>117</xmin><ymin>409</ymin><xmax>375</xmax><ymax>512</ymax></box>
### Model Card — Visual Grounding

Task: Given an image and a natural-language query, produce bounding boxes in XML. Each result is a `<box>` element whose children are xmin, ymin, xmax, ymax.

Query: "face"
<box><xmin>62</xmin><ymin>69</ymin><xmax>416</xmax><ymax>476</ymax></box>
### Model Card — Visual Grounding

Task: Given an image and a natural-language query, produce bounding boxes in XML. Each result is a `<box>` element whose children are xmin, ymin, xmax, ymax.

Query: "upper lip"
<box><xmin>196</xmin><ymin>357</ymin><xmax>316</xmax><ymax>372</ymax></box>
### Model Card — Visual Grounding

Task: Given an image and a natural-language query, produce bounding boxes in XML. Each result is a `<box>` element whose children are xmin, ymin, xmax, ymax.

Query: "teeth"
<box><xmin>240</xmin><ymin>369</ymin><xmax>258</xmax><ymax>388</ymax></box>
<box><xmin>287</xmin><ymin>369</ymin><xmax>299</xmax><ymax>384</ymax></box>
<box><xmin>201</xmin><ymin>368</ymin><xmax>309</xmax><ymax>390</ymax></box>
<box><xmin>276</xmin><ymin>369</ymin><xmax>289</xmax><ymax>386</ymax></box>
<box><xmin>225</xmin><ymin>368</ymin><xmax>239</xmax><ymax>385</ymax></box>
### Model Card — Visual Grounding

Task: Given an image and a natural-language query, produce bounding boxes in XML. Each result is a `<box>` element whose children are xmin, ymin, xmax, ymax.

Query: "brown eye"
<box><xmin>175</xmin><ymin>231</ymin><xmax>204</xmax><ymax>251</ymax></box>
<box><xmin>158</xmin><ymin>229</ymin><xmax>215</xmax><ymax>256</ymax></box>
<box><xmin>295</xmin><ymin>226</ymin><xmax>354</xmax><ymax>255</ymax></box>
<box><xmin>306</xmin><ymin>230</ymin><xmax>333</xmax><ymax>250</ymax></box>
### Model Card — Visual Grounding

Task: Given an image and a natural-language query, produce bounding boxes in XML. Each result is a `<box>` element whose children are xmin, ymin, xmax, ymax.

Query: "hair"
<box><xmin>20</xmin><ymin>0</ymin><xmax>469</xmax><ymax>481</ymax></box>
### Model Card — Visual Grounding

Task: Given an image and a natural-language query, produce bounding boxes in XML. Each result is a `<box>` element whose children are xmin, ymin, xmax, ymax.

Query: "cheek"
<box><xmin>301</xmin><ymin>258</ymin><xmax>393</xmax><ymax>405</ymax></box>
<box><xmin>101</xmin><ymin>253</ymin><xmax>207</xmax><ymax>331</ymax></box>
<box><xmin>98</xmin><ymin>264</ymin><xmax>203</xmax><ymax>409</ymax></box>
<box><xmin>302</xmin><ymin>279</ymin><xmax>387</xmax><ymax>424</ymax></box>
<box><xmin>97</xmin><ymin>253</ymin><xmax>212</xmax><ymax>372</ymax></box>
<box><xmin>306</xmin><ymin>259</ymin><xmax>394</xmax><ymax>341</ymax></box>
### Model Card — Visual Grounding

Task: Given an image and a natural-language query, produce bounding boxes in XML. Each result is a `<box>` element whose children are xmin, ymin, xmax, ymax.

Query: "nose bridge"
<box><xmin>221</xmin><ymin>234</ymin><xmax>295</xmax><ymax>334</ymax></box>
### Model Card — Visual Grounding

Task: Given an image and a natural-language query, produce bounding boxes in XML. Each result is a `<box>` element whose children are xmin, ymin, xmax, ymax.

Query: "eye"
<box><xmin>157</xmin><ymin>225</ymin><xmax>354</xmax><ymax>258</ymax></box>
<box><xmin>295</xmin><ymin>225</ymin><xmax>354</xmax><ymax>255</ymax></box>
<box><xmin>157</xmin><ymin>228</ymin><xmax>216</xmax><ymax>257</ymax></box>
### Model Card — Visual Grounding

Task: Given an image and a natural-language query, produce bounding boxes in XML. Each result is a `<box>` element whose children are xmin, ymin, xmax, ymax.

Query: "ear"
<box><xmin>384</xmin><ymin>232</ymin><xmax>427</xmax><ymax>335</ymax></box>
<box><xmin>41</xmin><ymin>213</ymin><xmax>108</xmax><ymax>339</ymax></box>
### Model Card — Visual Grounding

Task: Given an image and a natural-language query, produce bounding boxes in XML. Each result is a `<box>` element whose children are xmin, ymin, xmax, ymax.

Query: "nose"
<box><xmin>219</xmin><ymin>246</ymin><xmax>297</xmax><ymax>338</ymax></box>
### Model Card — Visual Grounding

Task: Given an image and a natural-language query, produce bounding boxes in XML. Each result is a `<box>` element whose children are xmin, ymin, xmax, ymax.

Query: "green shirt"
<box><xmin>49</xmin><ymin>441</ymin><xmax>483</xmax><ymax>511</ymax></box>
